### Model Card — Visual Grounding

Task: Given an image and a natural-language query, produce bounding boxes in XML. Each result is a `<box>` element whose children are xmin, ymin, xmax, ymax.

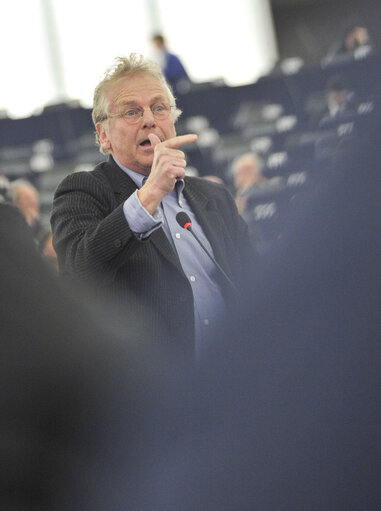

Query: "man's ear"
<box><xmin>96</xmin><ymin>123</ymin><xmax>111</xmax><ymax>152</ymax></box>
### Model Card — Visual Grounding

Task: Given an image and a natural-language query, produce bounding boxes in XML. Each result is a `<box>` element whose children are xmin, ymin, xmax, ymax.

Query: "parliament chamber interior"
<box><xmin>1</xmin><ymin>48</ymin><xmax>380</xmax><ymax>253</ymax></box>
<box><xmin>2</xmin><ymin>1</ymin><xmax>381</xmax><ymax>509</ymax></box>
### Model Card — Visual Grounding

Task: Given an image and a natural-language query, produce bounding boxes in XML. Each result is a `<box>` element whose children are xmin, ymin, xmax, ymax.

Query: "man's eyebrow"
<box><xmin>116</xmin><ymin>95</ymin><xmax>169</xmax><ymax>108</ymax></box>
<box><xmin>115</xmin><ymin>100</ymin><xmax>139</xmax><ymax>108</ymax></box>
<box><xmin>151</xmin><ymin>95</ymin><xmax>168</xmax><ymax>103</ymax></box>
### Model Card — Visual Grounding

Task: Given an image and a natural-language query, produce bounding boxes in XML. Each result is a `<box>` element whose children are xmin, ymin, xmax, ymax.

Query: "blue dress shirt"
<box><xmin>114</xmin><ymin>158</ymin><xmax>227</xmax><ymax>356</ymax></box>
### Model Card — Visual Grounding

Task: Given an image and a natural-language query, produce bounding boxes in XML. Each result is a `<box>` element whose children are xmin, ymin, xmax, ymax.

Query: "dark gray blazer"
<box><xmin>51</xmin><ymin>156</ymin><xmax>253</xmax><ymax>355</ymax></box>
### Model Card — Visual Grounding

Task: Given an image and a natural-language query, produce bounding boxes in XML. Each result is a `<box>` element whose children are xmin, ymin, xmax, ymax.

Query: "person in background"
<box><xmin>203</xmin><ymin>175</ymin><xmax>225</xmax><ymax>185</ymax></box>
<box><xmin>151</xmin><ymin>33</ymin><xmax>192</xmax><ymax>94</ymax></box>
<box><xmin>232</xmin><ymin>152</ymin><xmax>284</xmax><ymax>216</ymax></box>
<box><xmin>37</xmin><ymin>228</ymin><xmax>59</xmax><ymax>271</ymax></box>
<box><xmin>0</xmin><ymin>174</ymin><xmax>12</xmax><ymax>204</ymax></box>
<box><xmin>318</xmin><ymin>74</ymin><xmax>358</xmax><ymax>127</ymax></box>
<box><xmin>343</xmin><ymin>25</ymin><xmax>372</xmax><ymax>52</ymax></box>
<box><xmin>322</xmin><ymin>23</ymin><xmax>373</xmax><ymax>66</ymax></box>
<box><xmin>10</xmin><ymin>178</ymin><xmax>44</xmax><ymax>241</ymax></box>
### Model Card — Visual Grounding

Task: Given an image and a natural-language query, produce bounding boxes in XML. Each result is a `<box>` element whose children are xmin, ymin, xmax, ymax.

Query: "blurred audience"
<box><xmin>9</xmin><ymin>177</ymin><xmax>58</xmax><ymax>267</ymax></box>
<box><xmin>318</xmin><ymin>74</ymin><xmax>358</xmax><ymax>127</ymax></box>
<box><xmin>232</xmin><ymin>152</ymin><xmax>284</xmax><ymax>216</ymax></box>
<box><xmin>0</xmin><ymin>174</ymin><xmax>12</xmax><ymax>204</ymax></box>
<box><xmin>323</xmin><ymin>23</ymin><xmax>374</xmax><ymax>66</ymax></box>
<box><xmin>10</xmin><ymin>178</ymin><xmax>44</xmax><ymax>241</ymax></box>
<box><xmin>203</xmin><ymin>174</ymin><xmax>225</xmax><ymax>185</ymax></box>
<box><xmin>230</xmin><ymin>152</ymin><xmax>285</xmax><ymax>254</ymax></box>
<box><xmin>37</xmin><ymin>228</ymin><xmax>59</xmax><ymax>271</ymax></box>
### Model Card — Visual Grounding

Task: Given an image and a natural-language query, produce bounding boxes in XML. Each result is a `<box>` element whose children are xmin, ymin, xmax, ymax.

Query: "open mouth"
<box><xmin>139</xmin><ymin>139</ymin><xmax>151</xmax><ymax>147</ymax></box>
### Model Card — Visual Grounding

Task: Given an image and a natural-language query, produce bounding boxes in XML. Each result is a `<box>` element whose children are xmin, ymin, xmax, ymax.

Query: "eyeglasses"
<box><xmin>106</xmin><ymin>102</ymin><xmax>175</xmax><ymax>124</ymax></box>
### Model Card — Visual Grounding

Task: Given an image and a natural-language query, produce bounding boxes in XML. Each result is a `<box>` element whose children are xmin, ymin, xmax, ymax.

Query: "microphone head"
<box><xmin>176</xmin><ymin>211</ymin><xmax>192</xmax><ymax>230</ymax></box>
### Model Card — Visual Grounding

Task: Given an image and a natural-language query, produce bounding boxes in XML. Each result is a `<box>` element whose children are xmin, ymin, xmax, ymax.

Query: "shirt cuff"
<box><xmin>123</xmin><ymin>190</ymin><xmax>162</xmax><ymax>239</ymax></box>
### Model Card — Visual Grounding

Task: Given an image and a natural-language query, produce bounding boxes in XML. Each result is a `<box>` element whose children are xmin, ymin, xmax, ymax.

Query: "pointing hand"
<box><xmin>138</xmin><ymin>133</ymin><xmax>198</xmax><ymax>214</ymax></box>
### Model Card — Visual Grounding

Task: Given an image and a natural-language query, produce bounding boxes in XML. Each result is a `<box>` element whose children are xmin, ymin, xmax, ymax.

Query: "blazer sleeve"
<box><xmin>51</xmin><ymin>170</ymin><xmax>144</xmax><ymax>283</ymax></box>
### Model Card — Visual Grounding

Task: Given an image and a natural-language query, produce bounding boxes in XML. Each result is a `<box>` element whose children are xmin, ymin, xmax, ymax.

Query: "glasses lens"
<box><xmin>121</xmin><ymin>103</ymin><xmax>172</xmax><ymax>124</ymax></box>
<box><xmin>152</xmin><ymin>103</ymin><xmax>171</xmax><ymax>120</ymax></box>
<box><xmin>123</xmin><ymin>108</ymin><xmax>141</xmax><ymax>124</ymax></box>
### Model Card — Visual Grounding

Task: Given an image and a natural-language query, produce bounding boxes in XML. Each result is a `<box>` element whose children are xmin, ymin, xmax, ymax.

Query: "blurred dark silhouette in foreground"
<box><xmin>142</xmin><ymin>105</ymin><xmax>381</xmax><ymax>510</ymax></box>
<box><xmin>0</xmin><ymin>203</ymin><xmax>191</xmax><ymax>510</ymax></box>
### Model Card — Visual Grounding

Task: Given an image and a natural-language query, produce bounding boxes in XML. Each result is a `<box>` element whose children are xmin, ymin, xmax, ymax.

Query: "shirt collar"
<box><xmin>113</xmin><ymin>156</ymin><xmax>146</xmax><ymax>188</ymax></box>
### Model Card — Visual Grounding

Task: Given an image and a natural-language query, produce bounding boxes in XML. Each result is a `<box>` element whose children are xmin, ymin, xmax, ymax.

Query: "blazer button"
<box><xmin>113</xmin><ymin>238</ymin><xmax>122</xmax><ymax>248</ymax></box>
<box><xmin>179</xmin><ymin>294</ymin><xmax>188</xmax><ymax>303</ymax></box>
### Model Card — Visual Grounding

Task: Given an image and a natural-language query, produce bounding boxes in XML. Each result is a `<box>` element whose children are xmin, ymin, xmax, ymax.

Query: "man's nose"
<box><xmin>141</xmin><ymin>107</ymin><xmax>156</xmax><ymax>127</ymax></box>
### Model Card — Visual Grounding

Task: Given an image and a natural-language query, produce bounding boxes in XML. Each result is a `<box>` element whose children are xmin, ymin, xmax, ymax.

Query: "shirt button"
<box><xmin>189</xmin><ymin>275</ymin><xmax>196</xmax><ymax>282</ymax></box>
<box><xmin>175</xmin><ymin>232</ymin><xmax>181</xmax><ymax>239</ymax></box>
<box><xmin>203</xmin><ymin>319</ymin><xmax>209</xmax><ymax>326</ymax></box>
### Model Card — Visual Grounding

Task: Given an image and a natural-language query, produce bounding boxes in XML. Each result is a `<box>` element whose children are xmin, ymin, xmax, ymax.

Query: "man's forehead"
<box><xmin>109</xmin><ymin>75</ymin><xmax>169</xmax><ymax>105</ymax></box>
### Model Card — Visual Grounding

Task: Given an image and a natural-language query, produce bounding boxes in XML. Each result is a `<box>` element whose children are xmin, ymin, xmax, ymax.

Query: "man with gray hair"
<box><xmin>51</xmin><ymin>54</ymin><xmax>252</xmax><ymax>360</ymax></box>
<box><xmin>232</xmin><ymin>152</ymin><xmax>284</xmax><ymax>215</ymax></box>
<box><xmin>10</xmin><ymin>178</ymin><xmax>44</xmax><ymax>240</ymax></box>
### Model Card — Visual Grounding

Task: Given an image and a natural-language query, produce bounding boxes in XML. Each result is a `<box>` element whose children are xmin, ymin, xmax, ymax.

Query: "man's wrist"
<box><xmin>123</xmin><ymin>191</ymin><xmax>162</xmax><ymax>238</ymax></box>
<box><xmin>137</xmin><ymin>184</ymin><xmax>163</xmax><ymax>215</ymax></box>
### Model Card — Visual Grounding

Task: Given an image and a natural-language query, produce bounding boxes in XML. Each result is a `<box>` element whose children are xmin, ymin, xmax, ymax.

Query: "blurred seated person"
<box><xmin>0</xmin><ymin>174</ymin><xmax>12</xmax><ymax>204</ymax></box>
<box><xmin>232</xmin><ymin>152</ymin><xmax>284</xmax><ymax>216</ymax></box>
<box><xmin>37</xmin><ymin>228</ymin><xmax>58</xmax><ymax>271</ymax></box>
<box><xmin>318</xmin><ymin>75</ymin><xmax>358</xmax><ymax>128</ymax></box>
<box><xmin>322</xmin><ymin>24</ymin><xmax>373</xmax><ymax>66</ymax></box>
<box><xmin>152</xmin><ymin>33</ymin><xmax>191</xmax><ymax>94</ymax></box>
<box><xmin>1</xmin><ymin>199</ymin><xmax>193</xmax><ymax>510</ymax></box>
<box><xmin>203</xmin><ymin>175</ymin><xmax>225</xmax><ymax>185</ymax></box>
<box><xmin>10</xmin><ymin>178</ymin><xmax>44</xmax><ymax>241</ymax></box>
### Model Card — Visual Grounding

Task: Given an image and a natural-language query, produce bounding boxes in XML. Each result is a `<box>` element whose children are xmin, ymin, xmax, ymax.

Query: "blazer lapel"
<box><xmin>102</xmin><ymin>157</ymin><xmax>139</xmax><ymax>205</ymax></box>
<box><xmin>184</xmin><ymin>179</ymin><xmax>233</xmax><ymax>279</ymax></box>
<box><xmin>149</xmin><ymin>228</ymin><xmax>185</xmax><ymax>274</ymax></box>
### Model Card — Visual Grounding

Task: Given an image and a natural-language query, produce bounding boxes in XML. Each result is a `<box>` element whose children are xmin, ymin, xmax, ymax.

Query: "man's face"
<box><xmin>234</xmin><ymin>158</ymin><xmax>260</xmax><ymax>190</ymax></box>
<box><xmin>345</xmin><ymin>27</ymin><xmax>369</xmax><ymax>50</ymax></box>
<box><xmin>97</xmin><ymin>74</ymin><xmax>176</xmax><ymax>175</ymax></box>
<box><xmin>328</xmin><ymin>90</ymin><xmax>348</xmax><ymax>108</ymax></box>
<box><xmin>16</xmin><ymin>187</ymin><xmax>40</xmax><ymax>220</ymax></box>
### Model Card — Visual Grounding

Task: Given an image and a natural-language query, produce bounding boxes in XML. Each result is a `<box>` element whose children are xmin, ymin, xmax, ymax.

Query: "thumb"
<box><xmin>148</xmin><ymin>133</ymin><xmax>161</xmax><ymax>148</ymax></box>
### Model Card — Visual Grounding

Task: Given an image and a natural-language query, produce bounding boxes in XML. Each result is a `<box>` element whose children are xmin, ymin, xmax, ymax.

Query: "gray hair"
<box><xmin>231</xmin><ymin>152</ymin><xmax>263</xmax><ymax>175</ymax></box>
<box><xmin>92</xmin><ymin>54</ymin><xmax>182</xmax><ymax>153</ymax></box>
<box><xmin>10</xmin><ymin>179</ymin><xmax>38</xmax><ymax>198</ymax></box>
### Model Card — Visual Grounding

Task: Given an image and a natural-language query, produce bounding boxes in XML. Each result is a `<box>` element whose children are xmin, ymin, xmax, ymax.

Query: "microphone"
<box><xmin>176</xmin><ymin>211</ymin><xmax>238</xmax><ymax>294</ymax></box>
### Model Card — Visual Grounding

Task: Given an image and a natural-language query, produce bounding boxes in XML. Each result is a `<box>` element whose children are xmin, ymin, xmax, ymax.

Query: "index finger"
<box><xmin>163</xmin><ymin>133</ymin><xmax>198</xmax><ymax>149</ymax></box>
